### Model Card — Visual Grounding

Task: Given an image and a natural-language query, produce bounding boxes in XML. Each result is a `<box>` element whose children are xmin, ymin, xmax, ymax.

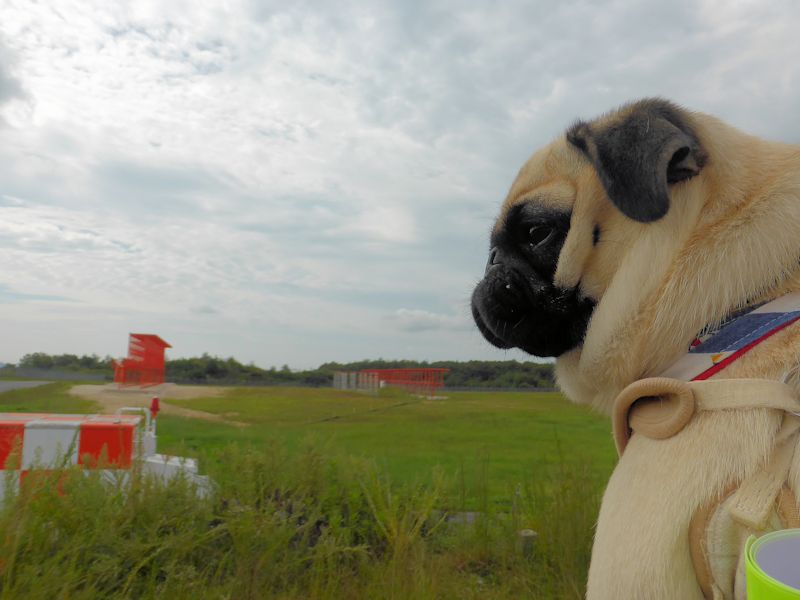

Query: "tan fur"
<box><xmin>497</xmin><ymin>100</ymin><xmax>800</xmax><ymax>599</ymax></box>
<box><xmin>588</xmin><ymin>408</ymin><xmax>782</xmax><ymax>599</ymax></box>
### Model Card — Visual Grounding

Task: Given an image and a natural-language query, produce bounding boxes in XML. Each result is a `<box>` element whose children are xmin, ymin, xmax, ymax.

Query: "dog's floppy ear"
<box><xmin>566</xmin><ymin>99</ymin><xmax>707</xmax><ymax>223</ymax></box>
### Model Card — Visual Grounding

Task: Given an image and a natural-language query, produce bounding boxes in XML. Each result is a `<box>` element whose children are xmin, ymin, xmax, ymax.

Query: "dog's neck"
<box><xmin>560</xmin><ymin>263</ymin><xmax>800</xmax><ymax>414</ymax></box>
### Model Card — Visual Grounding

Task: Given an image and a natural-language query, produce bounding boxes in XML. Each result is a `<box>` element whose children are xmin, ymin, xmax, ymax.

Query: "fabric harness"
<box><xmin>611</xmin><ymin>293</ymin><xmax>800</xmax><ymax>599</ymax></box>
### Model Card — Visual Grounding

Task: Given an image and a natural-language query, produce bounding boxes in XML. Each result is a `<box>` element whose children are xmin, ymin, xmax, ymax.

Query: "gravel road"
<box><xmin>0</xmin><ymin>380</ymin><xmax>50</xmax><ymax>393</ymax></box>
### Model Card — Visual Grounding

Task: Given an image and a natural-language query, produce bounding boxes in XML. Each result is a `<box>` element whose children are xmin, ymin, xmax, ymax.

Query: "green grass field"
<box><xmin>160</xmin><ymin>386</ymin><xmax>616</xmax><ymax>509</ymax></box>
<box><xmin>0</xmin><ymin>382</ymin><xmax>616</xmax><ymax>599</ymax></box>
<box><xmin>0</xmin><ymin>382</ymin><xmax>96</xmax><ymax>413</ymax></box>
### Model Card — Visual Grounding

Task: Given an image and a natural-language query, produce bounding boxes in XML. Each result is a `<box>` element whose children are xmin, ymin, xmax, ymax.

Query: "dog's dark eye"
<box><xmin>528</xmin><ymin>226</ymin><xmax>555</xmax><ymax>247</ymax></box>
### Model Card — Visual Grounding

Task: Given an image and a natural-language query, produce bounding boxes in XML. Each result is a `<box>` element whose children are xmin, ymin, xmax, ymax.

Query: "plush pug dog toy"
<box><xmin>472</xmin><ymin>99</ymin><xmax>800</xmax><ymax>599</ymax></box>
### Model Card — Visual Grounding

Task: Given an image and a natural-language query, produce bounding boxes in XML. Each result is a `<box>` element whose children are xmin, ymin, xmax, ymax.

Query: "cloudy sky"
<box><xmin>0</xmin><ymin>1</ymin><xmax>799</xmax><ymax>368</ymax></box>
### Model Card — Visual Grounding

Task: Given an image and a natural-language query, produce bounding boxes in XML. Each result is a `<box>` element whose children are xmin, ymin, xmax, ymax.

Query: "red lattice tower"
<box><xmin>360</xmin><ymin>368</ymin><xmax>448</xmax><ymax>397</ymax></box>
<box><xmin>113</xmin><ymin>334</ymin><xmax>171</xmax><ymax>388</ymax></box>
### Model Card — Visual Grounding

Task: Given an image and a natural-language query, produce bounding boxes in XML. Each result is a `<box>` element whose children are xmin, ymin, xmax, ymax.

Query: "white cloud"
<box><xmin>388</xmin><ymin>308</ymin><xmax>470</xmax><ymax>333</ymax></box>
<box><xmin>0</xmin><ymin>0</ymin><xmax>799</xmax><ymax>367</ymax></box>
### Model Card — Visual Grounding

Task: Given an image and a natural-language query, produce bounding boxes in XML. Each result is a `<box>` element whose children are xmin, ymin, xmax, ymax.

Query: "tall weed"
<box><xmin>0</xmin><ymin>439</ymin><xmax>604</xmax><ymax>599</ymax></box>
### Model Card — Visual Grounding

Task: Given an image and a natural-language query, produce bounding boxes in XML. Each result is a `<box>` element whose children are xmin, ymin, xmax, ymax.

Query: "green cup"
<box><xmin>746</xmin><ymin>529</ymin><xmax>800</xmax><ymax>599</ymax></box>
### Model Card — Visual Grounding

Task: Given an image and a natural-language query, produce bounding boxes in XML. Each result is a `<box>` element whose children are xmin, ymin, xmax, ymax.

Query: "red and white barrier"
<box><xmin>0</xmin><ymin>413</ymin><xmax>141</xmax><ymax>470</ymax></box>
<box><xmin>0</xmin><ymin>398</ymin><xmax>207</xmax><ymax>500</ymax></box>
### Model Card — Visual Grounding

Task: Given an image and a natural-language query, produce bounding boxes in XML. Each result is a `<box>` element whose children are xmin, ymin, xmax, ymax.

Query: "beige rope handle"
<box><xmin>613</xmin><ymin>377</ymin><xmax>695</xmax><ymax>455</ymax></box>
<box><xmin>613</xmin><ymin>378</ymin><xmax>800</xmax><ymax>456</ymax></box>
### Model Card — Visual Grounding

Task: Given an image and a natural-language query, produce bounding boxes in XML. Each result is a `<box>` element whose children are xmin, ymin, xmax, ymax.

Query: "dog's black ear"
<box><xmin>566</xmin><ymin>99</ymin><xmax>707</xmax><ymax>223</ymax></box>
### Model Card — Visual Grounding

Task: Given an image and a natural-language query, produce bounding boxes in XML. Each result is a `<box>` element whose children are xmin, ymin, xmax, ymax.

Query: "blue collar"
<box><xmin>661</xmin><ymin>294</ymin><xmax>800</xmax><ymax>381</ymax></box>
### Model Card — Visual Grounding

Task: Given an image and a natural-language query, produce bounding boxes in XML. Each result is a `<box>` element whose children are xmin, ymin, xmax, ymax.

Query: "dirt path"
<box><xmin>69</xmin><ymin>383</ymin><xmax>248</xmax><ymax>427</ymax></box>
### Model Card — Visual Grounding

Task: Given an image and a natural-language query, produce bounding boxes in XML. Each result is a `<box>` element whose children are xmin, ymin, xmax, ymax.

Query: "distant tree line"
<box><xmin>318</xmin><ymin>359</ymin><xmax>555</xmax><ymax>389</ymax></box>
<box><xmin>0</xmin><ymin>353</ymin><xmax>555</xmax><ymax>389</ymax></box>
<box><xmin>165</xmin><ymin>355</ymin><xmax>331</xmax><ymax>386</ymax></box>
<box><xmin>13</xmin><ymin>352</ymin><xmax>114</xmax><ymax>372</ymax></box>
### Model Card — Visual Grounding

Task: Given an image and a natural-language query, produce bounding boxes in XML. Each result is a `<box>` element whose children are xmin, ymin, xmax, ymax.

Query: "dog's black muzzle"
<box><xmin>471</xmin><ymin>238</ymin><xmax>595</xmax><ymax>358</ymax></box>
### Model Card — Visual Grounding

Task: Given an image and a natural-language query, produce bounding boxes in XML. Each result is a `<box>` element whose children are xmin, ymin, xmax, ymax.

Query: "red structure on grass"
<box><xmin>360</xmin><ymin>368</ymin><xmax>448</xmax><ymax>397</ymax></box>
<box><xmin>113</xmin><ymin>334</ymin><xmax>171</xmax><ymax>388</ymax></box>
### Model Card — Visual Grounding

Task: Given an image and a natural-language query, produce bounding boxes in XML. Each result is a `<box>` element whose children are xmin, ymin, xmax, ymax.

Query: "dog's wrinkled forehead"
<box><xmin>495</xmin><ymin>143</ymin><xmax>585</xmax><ymax>232</ymax></box>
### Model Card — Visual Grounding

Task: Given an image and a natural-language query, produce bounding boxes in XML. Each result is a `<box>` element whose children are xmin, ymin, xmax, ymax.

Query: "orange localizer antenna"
<box><xmin>113</xmin><ymin>334</ymin><xmax>171</xmax><ymax>387</ymax></box>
